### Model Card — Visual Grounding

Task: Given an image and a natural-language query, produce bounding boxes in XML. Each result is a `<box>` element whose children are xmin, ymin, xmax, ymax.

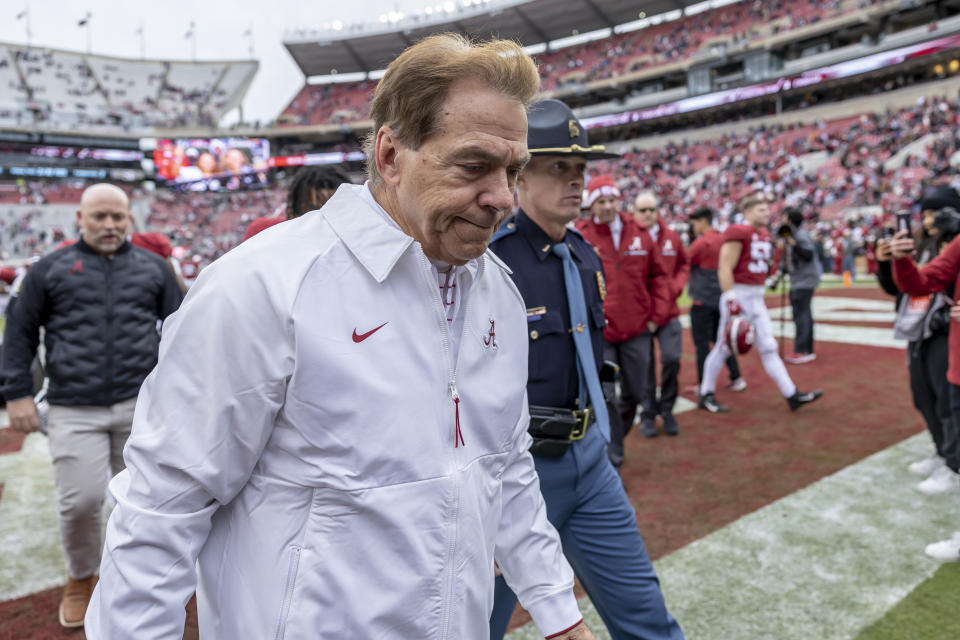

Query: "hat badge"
<box><xmin>568</xmin><ymin>119</ymin><xmax>580</xmax><ymax>139</ymax></box>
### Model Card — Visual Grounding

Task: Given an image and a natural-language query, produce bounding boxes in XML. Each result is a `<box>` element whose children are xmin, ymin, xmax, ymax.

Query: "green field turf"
<box><xmin>854</xmin><ymin>562</ymin><xmax>960</xmax><ymax>640</ymax></box>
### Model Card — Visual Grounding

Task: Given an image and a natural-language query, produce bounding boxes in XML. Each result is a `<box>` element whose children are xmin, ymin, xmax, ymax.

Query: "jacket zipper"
<box><xmin>104</xmin><ymin>256</ymin><xmax>115</xmax><ymax>404</ymax></box>
<box><xmin>418</xmin><ymin>251</ymin><xmax>482</xmax><ymax>640</ymax></box>
<box><xmin>274</xmin><ymin>545</ymin><xmax>301</xmax><ymax>640</ymax></box>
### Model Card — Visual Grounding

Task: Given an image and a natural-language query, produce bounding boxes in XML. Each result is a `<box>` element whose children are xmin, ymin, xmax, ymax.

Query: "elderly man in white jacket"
<box><xmin>85</xmin><ymin>34</ymin><xmax>595</xmax><ymax>640</ymax></box>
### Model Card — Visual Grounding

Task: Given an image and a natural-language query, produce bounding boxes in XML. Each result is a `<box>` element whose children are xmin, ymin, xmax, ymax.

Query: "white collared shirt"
<box><xmin>595</xmin><ymin>214</ymin><xmax>623</xmax><ymax>251</ymax></box>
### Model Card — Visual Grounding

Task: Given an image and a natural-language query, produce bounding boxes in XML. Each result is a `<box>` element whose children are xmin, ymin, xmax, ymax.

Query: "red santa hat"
<box><xmin>583</xmin><ymin>174</ymin><xmax>621</xmax><ymax>209</ymax></box>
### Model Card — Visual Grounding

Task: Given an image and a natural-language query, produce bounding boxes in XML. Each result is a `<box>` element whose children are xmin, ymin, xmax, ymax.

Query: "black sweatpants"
<box><xmin>910</xmin><ymin>332</ymin><xmax>956</xmax><ymax>468</ymax></box>
<box><xmin>603</xmin><ymin>333</ymin><xmax>652</xmax><ymax>470</ymax></box>
<box><xmin>689</xmin><ymin>304</ymin><xmax>740</xmax><ymax>385</ymax></box>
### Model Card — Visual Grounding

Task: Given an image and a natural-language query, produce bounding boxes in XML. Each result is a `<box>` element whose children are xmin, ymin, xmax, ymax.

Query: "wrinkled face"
<box><xmin>590</xmin><ymin>194</ymin><xmax>619</xmax><ymax>224</ymax></box>
<box><xmin>77</xmin><ymin>189</ymin><xmax>130</xmax><ymax>255</ymax></box>
<box><xmin>517</xmin><ymin>155</ymin><xmax>587</xmax><ymax>227</ymax></box>
<box><xmin>633</xmin><ymin>193</ymin><xmax>659</xmax><ymax>229</ymax></box>
<box><xmin>745</xmin><ymin>201</ymin><xmax>771</xmax><ymax>228</ymax></box>
<box><xmin>389</xmin><ymin>81</ymin><xmax>528</xmax><ymax>264</ymax></box>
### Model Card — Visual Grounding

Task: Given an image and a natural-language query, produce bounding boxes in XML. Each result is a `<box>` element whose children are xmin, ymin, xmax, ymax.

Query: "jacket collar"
<box><xmin>322</xmin><ymin>184</ymin><xmax>414</xmax><ymax>283</ymax></box>
<box><xmin>76</xmin><ymin>237</ymin><xmax>131</xmax><ymax>256</ymax></box>
<box><xmin>516</xmin><ymin>209</ymin><xmax>584</xmax><ymax>263</ymax></box>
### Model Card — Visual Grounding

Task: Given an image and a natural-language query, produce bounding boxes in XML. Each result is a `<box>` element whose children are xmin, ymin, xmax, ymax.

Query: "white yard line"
<box><xmin>508</xmin><ymin>433</ymin><xmax>960</xmax><ymax>640</ymax></box>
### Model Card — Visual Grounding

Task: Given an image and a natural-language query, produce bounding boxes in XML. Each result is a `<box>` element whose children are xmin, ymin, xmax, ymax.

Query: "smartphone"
<box><xmin>895</xmin><ymin>211</ymin><xmax>912</xmax><ymax>234</ymax></box>
<box><xmin>882</xmin><ymin>227</ymin><xmax>896</xmax><ymax>238</ymax></box>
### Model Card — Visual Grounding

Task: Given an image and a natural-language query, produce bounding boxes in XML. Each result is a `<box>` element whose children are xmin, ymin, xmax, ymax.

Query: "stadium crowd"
<box><xmin>277</xmin><ymin>0</ymin><xmax>884</xmax><ymax>126</ymax></box>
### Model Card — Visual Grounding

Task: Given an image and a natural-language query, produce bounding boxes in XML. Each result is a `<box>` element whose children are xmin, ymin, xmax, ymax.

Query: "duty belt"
<box><xmin>527</xmin><ymin>404</ymin><xmax>595</xmax><ymax>457</ymax></box>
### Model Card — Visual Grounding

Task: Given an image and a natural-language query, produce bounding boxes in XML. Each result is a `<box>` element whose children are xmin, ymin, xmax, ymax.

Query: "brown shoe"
<box><xmin>59</xmin><ymin>575</ymin><xmax>96</xmax><ymax>628</ymax></box>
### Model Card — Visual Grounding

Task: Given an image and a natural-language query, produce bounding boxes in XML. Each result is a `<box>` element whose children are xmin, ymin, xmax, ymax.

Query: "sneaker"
<box><xmin>925</xmin><ymin>532</ymin><xmax>960</xmax><ymax>562</ymax></box>
<box><xmin>59</xmin><ymin>575</ymin><xmax>96</xmax><ymax>628</ymax></box>
<box><xmin>640</xmin><ymin>419</ymin><xmax>658</xmax><ymax>438</ymax></box>
<box><xmin>786</xmin><ymin>353</ymin><xmax>817</xmax><ymax>364</ymax></box>
<box><xmin>698</xmin><ymin>393</ymin><xmax>729</xmax><ymax>413</ymax></box>
<box><xmin>917</xmin><ymin>466</ymin><xmax>960</xmax><ymax>495</ymax></box>
<box><xmin>726</xmin><ymin>377</ymin><xmax>748</xmax><ymax>392</ymax></box>
<box><xmin>662</xmin><ymin>413</ymin><xmax>679</xmax><ymax>436</ymax></box>
<box><xmin>787</xmin><ymin>389</ymin><xmax>823</xmax><ymax>411</ymax></box>
<box><xmin>909</xmin><ymin>454</ymin><xmax>946</xmax><ymax>477</ymax></box>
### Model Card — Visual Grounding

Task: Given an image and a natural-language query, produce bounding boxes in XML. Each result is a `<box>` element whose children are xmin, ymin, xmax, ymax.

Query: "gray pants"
<box><xmin>641</xmin><ymin>317</ymin><xmax>683</xmax><ymax>422</ymax></box>
<box><xmin>48</xmin><ymin>398</ymin><xmax>136</xmax><ymax>579</ymax></box>
<box><xmin>604</xmin><ymin>333</ymin><xmax>653</xmax><ymax>470</ymax></box>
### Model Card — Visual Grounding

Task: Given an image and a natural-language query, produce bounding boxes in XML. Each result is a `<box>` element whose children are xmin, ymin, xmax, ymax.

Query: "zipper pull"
<box><xmin>450</xmin><ymin>382</ymin><xmax>465</xmax><ymax>448</ymax></box>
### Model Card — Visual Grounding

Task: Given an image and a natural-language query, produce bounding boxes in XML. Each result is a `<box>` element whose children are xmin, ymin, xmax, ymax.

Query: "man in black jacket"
<box><xmin>1</xmin><ymin>183</ymin><xmax>183</xmax><ymax>628</ymax></box>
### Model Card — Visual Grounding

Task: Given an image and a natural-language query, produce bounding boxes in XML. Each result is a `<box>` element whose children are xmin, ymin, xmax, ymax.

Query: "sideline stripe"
<box><xmin>0</xmin><ymin>432</ymin><xmax>65</xmax><ymax>600</ymax></box>
<box><xmin>506</xmin><ymin>433</ymin><xmax>960</xmax><ymax>639</ymax></box>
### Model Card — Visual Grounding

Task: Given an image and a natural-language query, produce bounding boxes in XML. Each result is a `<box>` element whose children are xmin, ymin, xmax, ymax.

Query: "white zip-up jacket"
<box><xmin>85</xmin><ymin>184</ymin><xmax>581</xmax><ymax>639</ymax></box>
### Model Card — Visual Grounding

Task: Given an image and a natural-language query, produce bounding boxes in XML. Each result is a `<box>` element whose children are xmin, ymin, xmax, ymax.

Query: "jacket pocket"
<box><xmin>273</xmin><ymin>545</ymin><xmax>302</xmax><ymax>640</ymax></box>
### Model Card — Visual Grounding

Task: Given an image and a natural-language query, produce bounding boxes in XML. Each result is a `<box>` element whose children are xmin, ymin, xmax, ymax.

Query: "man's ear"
<box><xmin>376</xmin><ymin>127</ymin><xmax>403</xmax><ymax>186</ymax></box>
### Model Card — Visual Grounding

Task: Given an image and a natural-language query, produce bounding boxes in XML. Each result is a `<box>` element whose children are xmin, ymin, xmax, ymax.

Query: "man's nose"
<box><xmin>480</xmin><ymin>171</ymin><xmax>515</xmax><ymax>213</ymax></box>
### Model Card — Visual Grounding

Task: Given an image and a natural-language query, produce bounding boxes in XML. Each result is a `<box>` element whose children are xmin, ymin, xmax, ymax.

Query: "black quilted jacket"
<box><xmin>1</xmin><ymin>239</ymin><xmax>183</xmax><ymax>405</ymax></box>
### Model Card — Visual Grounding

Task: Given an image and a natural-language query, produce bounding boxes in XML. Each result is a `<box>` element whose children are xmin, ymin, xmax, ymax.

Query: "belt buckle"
<box><xmin>570</xmin><ymin>408</ymin><xmax>590</xmax><ymax>441</ymax></box>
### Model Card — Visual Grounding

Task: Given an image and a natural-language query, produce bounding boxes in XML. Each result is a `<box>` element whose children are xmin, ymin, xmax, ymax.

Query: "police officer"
<box><xmin>488</xmin><ymin>99</ymin><xmax>684</xmax><ymax>640</ymax></box>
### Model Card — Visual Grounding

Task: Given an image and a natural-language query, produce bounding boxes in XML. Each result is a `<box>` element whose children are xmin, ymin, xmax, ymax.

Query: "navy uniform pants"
<box><xmin>489</xmin><ymin>425</ymin><xmax>684</xmax><ymax>640</ymax></box>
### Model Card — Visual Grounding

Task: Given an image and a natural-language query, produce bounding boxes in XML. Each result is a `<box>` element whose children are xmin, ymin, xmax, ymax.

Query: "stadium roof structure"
<box><xmin>0</xmin><ymin>43</ymin><xmax>258</xmax><ymax>134</ymax></box>
<box><xmin>283</xmin><ymin>0</ymin><xmax>705</xmax><ymax>77</ymax></box>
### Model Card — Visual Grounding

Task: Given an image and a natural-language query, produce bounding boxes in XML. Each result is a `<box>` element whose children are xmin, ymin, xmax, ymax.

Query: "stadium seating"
<box><xmin>145</xmin><ymin>188</ymin><xmax>287</xmax><ymax>263</ymax></box>
<box><xmin>588</xmin><ymin>96</ymin><xmax>960</xmax><ymax>225</ymax></box>
<box><xmin>276</xmin><ymin>0</ymin><xmax>882</xmax><ymax>125</ymax></box>
<box><xmin>0</xmin><ymin>45</ymin><xmax>256</xmax><ymax>132</ymax></box>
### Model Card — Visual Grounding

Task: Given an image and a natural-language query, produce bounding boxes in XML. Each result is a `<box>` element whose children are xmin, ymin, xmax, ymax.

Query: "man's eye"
<box><xmin>461</xmin><ymin>164</ymin><xmax>484</xmax><ymax>173</ymax></box>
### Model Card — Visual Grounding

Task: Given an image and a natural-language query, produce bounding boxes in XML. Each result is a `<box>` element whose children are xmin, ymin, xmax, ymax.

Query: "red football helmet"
<box><xmin>725</xmin><ymin>316</ymin><xmax>756</xmax><ymax>355</ymax></box>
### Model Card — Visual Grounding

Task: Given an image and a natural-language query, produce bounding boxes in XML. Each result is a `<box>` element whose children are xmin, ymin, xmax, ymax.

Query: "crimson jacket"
<box><xmin>576</xmin><ymin>213</ymin><xmax>671</xmax><ymax>343</ymax></box>
<box><xmin>893</xmin><ymin>235</ymin><xmax>960</xmax><ymax>384</ymax></box>
<box><xmin>687</xmin><ymin>229</ymin><xmax>724</xmax><ymax>308</ymax></box>
<box><xmin>645</xmin><ymin>217</ymin><xmax>689</xmax><ymax>322</ymax></box>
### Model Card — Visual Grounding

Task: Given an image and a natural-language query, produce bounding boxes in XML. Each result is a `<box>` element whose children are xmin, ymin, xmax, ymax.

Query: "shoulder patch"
<box><xmin>490</xmin><ymin>220</ymin><xmax>518</xmax><ymax>244</ymax></box>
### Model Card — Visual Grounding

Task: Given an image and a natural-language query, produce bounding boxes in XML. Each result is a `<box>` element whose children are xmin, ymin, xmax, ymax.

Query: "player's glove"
<box><xmin>721</xmin><ymin>290</ymin><xmax>742</xmax><ymax>316</ymax></box>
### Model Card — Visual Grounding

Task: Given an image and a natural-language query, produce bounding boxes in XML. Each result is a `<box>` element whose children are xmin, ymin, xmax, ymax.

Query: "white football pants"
<box><xmin>699</xmin><ymin>284</ymin><xmax>797</xmax><ymax>398</ymax></box>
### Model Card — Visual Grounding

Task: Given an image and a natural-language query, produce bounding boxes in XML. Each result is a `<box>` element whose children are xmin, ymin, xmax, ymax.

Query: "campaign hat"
<box><xmin>527</xmin><ymin>99</ymin><xmax>619</xmax><ymax>160</ymax></box>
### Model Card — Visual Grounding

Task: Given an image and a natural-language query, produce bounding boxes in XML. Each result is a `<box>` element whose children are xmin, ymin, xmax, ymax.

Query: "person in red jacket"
<box><xmin>576</xmin><ymin>176</ymin><xmax>671</xmax><ymax>466</ymax></box>
<box><xmin>890</xmin><ymin>225</ymin><xmax>960</xmax><ymax>560</ymax></box>
<box><xmin>632</xmin><ymin>190</ymin><xmax>689</xmax><ymax>437</ymax></box>
<box><xmin>687</xmin><ymin>206</ymin><xmax>745</xmax><ymax>392</ymax></box>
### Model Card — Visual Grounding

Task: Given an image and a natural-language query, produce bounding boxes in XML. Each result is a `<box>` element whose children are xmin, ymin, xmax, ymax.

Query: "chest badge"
<box><xmin>596</xmin><ymin>271</ymin><xmax>606</xmax><ymax>302</ymax></box>
<box><xmin>483</xmin><ymin>317</ymin><xmax>498</xmax><ymax>349</ymax></box>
